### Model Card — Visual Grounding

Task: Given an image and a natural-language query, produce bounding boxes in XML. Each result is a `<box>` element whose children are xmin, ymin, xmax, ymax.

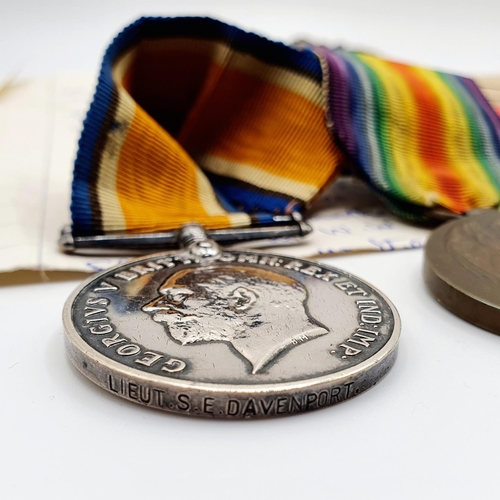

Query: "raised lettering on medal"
<box><xmin>64</xmin><ymin>250</ymin><xmax>400</xmax><ymax>419</ymax></box>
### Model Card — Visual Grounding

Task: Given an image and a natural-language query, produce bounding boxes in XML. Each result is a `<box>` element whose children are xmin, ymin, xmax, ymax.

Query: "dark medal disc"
<box><xmin>424</xmin><ymin>210</ymin><xmax>500</xmax><ymax>334</ymax></box>
<box><xmin>63</xmin><ymin>248</ymin><xmax>400</xmax><ymax>418</ymax></box>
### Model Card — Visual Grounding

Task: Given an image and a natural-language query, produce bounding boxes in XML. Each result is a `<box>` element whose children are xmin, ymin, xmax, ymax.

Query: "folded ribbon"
<box><xmin>71</xmin><ymin>17</ymin><xmax>500</xmax><ymax>235</ymax></box>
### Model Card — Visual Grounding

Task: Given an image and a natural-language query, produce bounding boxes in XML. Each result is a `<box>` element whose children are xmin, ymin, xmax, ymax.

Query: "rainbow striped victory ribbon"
<box><xmin>317</xmin><ymin>48</ymin><xmax>500</xmax><ymax>220</ymax></box>
<box><xmin>71</xmin><ymin>17</ymin><xmax>500</xmax><ymax>238</ymax></box>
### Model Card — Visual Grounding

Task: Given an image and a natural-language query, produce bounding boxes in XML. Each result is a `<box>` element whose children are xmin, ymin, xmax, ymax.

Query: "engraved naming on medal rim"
<box><xmin>64</xmin><ymin>250</ymin><xmax>400</xmax><ymax>418</ymax></box>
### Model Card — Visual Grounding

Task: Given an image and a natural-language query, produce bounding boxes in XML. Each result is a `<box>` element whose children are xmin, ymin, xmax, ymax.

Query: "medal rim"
<box><xmin>63</xmin><ymin>250</ymin><xmax>401</xmax><ymax>398</ymax></box>
<box><xmin>424</xmin><ymin>212</ymin><xmax>500</xmax><ymax>333</ymax></box>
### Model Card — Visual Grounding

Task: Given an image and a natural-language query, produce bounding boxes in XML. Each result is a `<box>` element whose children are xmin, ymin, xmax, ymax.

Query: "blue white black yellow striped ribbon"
<box><xmin>71</xmin><ymin>17</ymin><xmax>500</xmax><ymax>236</ymax></box>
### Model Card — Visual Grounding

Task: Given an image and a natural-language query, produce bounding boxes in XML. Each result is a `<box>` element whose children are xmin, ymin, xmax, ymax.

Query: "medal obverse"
<box><xmin>64</xmin><ymin>247</ymin><xmax>400</xmax><ymax>418</ymax></box>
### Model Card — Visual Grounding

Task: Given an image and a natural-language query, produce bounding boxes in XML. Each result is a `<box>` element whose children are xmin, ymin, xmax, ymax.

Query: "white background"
<box><xmin>2</xmin><ymin>1</ymin><xmax>500</xmax><ymax>499</ymax></box>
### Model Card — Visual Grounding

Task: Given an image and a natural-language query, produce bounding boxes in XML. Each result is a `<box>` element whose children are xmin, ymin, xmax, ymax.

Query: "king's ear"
<box><xmin>229</xmin><ymin>287</ymin><xmax>257</xmax><ymax>311</ymax></box>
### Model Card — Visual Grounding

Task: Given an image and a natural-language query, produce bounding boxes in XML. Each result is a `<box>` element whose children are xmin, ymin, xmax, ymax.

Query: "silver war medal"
<box><xmin>63</xmin><ymin>224</ymin><xmax>400</xmax><ymax>418</ymax></box>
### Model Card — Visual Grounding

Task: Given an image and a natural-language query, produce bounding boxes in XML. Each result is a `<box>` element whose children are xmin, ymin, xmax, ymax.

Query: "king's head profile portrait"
<box><xmin>142</xmin><ymin>266</ymin><xmax>328</xmax><ymax>374</ymax></box>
